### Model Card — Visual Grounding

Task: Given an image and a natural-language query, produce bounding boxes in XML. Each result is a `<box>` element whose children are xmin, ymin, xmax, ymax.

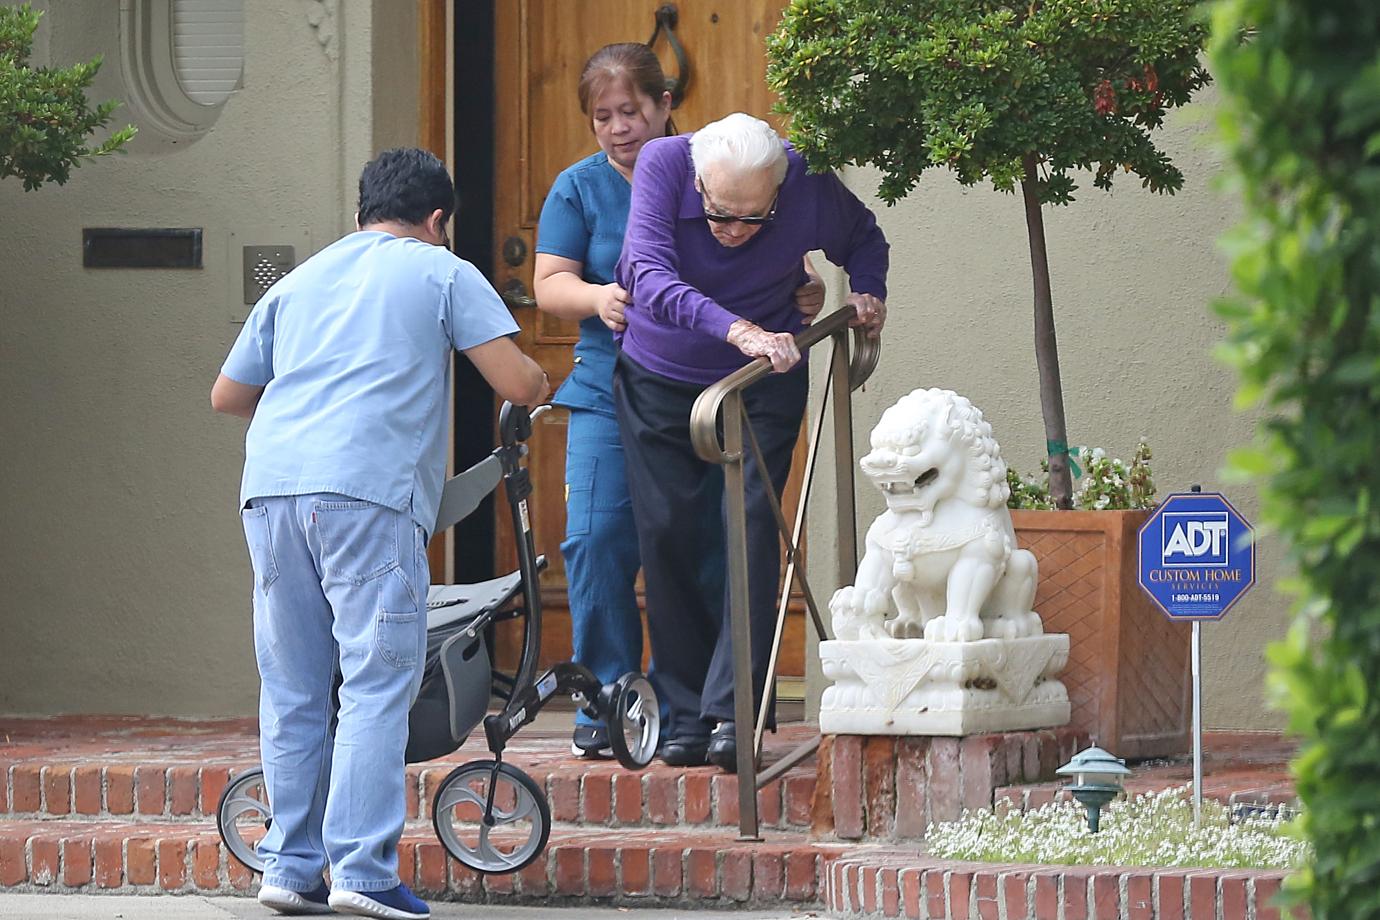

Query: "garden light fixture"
<box><xmin>1056</xmin><ymin>746</ymin><xmax>1130</xmax><ymax>833</ymax></box>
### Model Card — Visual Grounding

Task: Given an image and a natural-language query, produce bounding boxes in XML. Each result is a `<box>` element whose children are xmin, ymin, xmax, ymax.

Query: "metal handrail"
<box><xmin>690</xmin><ymin>308</ymin><xmax>879</xmax><ymax>464</ymax></box>
<box><xmin>688</xmin><ymin>305</ymin><xmax>877</xmax><ymax>840</ymax></box>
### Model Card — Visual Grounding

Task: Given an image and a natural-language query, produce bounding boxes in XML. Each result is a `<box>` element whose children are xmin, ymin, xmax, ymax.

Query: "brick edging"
<box><xmin>825</xmin><ymin>854</ymin><xmax>1303</xmax><ymax>919</ymax></box>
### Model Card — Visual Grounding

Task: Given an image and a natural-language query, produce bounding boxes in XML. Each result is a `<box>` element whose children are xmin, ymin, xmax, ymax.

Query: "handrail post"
<box><xmin>687</xmin><ymin>307</ymin><xmax>877</xmax><ymax>842</ymax></box>
<box><xmin>722</xmin><ymin>393</ymin><xmax>761</xmax><ymax>840</ymax></box>
<box><xmin>832</xmin><ymin>331</ymin><xmax>858</xmax><ymax>578</ymax></box>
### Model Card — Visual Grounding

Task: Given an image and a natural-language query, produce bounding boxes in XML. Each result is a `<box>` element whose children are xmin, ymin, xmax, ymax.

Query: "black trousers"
<box><xmin>613</xmin><ymin>352</ymin><xmax>808</xmax><ymax>740</ymax></box>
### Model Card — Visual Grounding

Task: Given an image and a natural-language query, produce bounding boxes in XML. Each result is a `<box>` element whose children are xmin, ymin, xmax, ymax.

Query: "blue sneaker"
<box><xmin>328</xmin><ymin>884</ymin><xmax>429</xmax><ymax>920</ymax></box>
<box><xmin>258</xmin><ymin>879</ymin><xmax>333</xmax><ymax>915</ymax></box>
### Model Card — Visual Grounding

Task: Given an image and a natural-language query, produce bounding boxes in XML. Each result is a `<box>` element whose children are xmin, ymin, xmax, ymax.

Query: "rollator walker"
<box><xmin>217</xmin><ymin>403</ymin><xmax>660</xmax><ymax>875</ymax></box>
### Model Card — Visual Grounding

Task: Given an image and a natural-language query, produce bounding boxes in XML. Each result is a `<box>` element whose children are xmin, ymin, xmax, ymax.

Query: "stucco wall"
<box><xmin>0</xmin><ymin>3</ymin><xmax>1280</xmax><ymax>730</ymax></box>
<box><xmin>0</xmin><ymin>0</ymin><xmax>419</xmax><ymax>715</ymax></box>
<box><xmin>807</xmin><ymin>88</ymin><xmax>1285</xmax><ymax>731</ymax></box>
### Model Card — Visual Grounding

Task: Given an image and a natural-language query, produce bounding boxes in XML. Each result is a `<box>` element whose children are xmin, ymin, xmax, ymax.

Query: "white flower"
<box><xmin>926</xmin><ymin>786</ymin><xmax>1310</xmax><ymax>870</ymax></box>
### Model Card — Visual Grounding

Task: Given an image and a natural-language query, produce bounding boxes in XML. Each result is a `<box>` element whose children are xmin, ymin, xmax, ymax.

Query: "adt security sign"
<box><xmin>1137</xmin><ymin>492</ymin><xmax>1255</xmax><ymax>620</ymax></box>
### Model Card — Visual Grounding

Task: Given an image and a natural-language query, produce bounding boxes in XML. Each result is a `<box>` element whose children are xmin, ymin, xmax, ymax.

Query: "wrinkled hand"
<box><xmin>846</xmin><ymin>292</ymin><xmax>886</xmax><ymax>337</ymax></box>
<box><xmin>596</xmin><ymin>283</ymin><xmax>631</xmax><ymax>333</ymax></box>
<box><xmin>726</xmin><ymin>319</ymin><xmax>801</xmax><ymax>373</ymax></box>
<box><xmin>792</xmin><ymin>274</ymin><xmax>826</xmax><ymax>321</ymax></box>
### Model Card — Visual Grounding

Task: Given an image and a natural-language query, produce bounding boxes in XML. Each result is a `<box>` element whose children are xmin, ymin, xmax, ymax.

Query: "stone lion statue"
<box><xmin>829</xmin><ymin>388</ymin><xmax>1042</xmax><ymax>643</ymax></box>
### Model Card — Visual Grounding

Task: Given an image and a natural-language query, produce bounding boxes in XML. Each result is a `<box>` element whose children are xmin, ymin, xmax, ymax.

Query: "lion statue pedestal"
<box><xmin>820</xmin><ymin>388</ymin><xmax>1071</xmax><ymax>736</ymax></box>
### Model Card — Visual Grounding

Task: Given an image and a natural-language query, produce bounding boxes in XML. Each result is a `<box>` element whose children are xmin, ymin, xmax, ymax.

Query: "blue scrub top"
<box><xmin>535</xmin><ymin>152</ymin><xmax>630</xmax><ymax>415</ymax></box>
<box><xmin>221</xmin><ymin>231</ymin><xmax>519</xmax><ymax>534</ymax></box>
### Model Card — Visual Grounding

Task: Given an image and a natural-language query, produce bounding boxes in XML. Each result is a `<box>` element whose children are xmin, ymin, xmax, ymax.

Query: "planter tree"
<box><xmin>1</xmin><ymin>3</ymin><xmax>134</xmax><ymax>191</ymax></box>
<box><xmin>766</xmin><ymin>0</ymin><xmax>1209</xmax><ymax>508</ymax></box>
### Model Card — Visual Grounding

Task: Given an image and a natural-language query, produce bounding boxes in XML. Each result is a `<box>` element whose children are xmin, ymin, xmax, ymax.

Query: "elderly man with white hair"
<box><xmin>613</xmin><ymin>112</ymin><xmax>889</xmax><ymax>771</ymax></box>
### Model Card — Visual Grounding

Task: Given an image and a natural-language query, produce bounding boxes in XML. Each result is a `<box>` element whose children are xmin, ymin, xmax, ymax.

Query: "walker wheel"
<box><xmin>606</xmin><ymin>673</ymin><xmax>660</xmax><ymax>770</ymax></box>
<box><xmin>216</xmin><ymin>767</ymin><xmax>270</xmax><ymax>874</ymax></box>
<box><xmin>432</xmin><ymin>760</ymin><xmax>550</xmax><ymax>875</ymax></box>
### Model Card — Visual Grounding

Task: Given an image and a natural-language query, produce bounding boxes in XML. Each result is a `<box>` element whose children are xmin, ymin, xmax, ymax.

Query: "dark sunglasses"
<box><xmin>700</xmin><ymin>183</ymin><xmax>779</xmax><ymax>226</ymax></box>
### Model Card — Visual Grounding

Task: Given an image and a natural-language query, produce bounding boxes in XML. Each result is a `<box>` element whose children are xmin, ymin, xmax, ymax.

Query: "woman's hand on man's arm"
<box><xmin>793</xmin><ymin>255</ymin><xmax>826</xmax><ymax>321</ymax></box>
<box><xmin>846</xmin><ymin>292</ymin><xmax>886</xmax><ymax>337</ymax></box>
<box><xmin>594</xmin><ymin>283</ymin><xmax>630</xmax><ymax>332</ymax></box>
<box><xmin>533</xmin><ymin>253</ymin><xmax>630</xmax><ymax>332</ymax></box>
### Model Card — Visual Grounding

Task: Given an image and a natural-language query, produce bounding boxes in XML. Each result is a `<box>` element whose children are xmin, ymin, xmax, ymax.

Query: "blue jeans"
<box><xmin>562</xmin><ymin>408</ymin><xmax>723</xmax><ymax>726</ymax></box>
<box><xmin>241</xmin><ymin>494</ymin><xmax>428</xmax><ymax>893</ymax></box>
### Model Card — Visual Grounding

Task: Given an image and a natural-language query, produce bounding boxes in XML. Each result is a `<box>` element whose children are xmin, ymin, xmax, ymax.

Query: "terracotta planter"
<box><xmin>1010</xmin><ymin>509</ymin><xmax>1191</xmax><ymax>760</ymax></box>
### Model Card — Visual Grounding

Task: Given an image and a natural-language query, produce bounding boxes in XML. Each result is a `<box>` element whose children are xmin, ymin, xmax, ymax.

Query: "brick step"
<box><xmin>1</xmin><ymin>757</ymin><xmax>817</xmax><ymax>832</ymax></box>
<box><xmin>822</xmin><ymin>851</ymin><xmax>1304</xmax><ymax>920</ymax></box>
<box><xmin>0</xmin><ymin>816</ymin><xmax>844</xmax><ymax>907</ymax></box>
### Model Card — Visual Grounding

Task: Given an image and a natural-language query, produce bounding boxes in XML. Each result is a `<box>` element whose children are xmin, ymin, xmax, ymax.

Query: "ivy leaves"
<box><xmin>0</xmin><ymin>3</ymin><xmax>135</xmax><ymax>191</ymax></box>
<box><xmin>1212</xmin><ymin>0</ymin><xmax>1380</xmax><ymax>915</ymax></box>
<box><xmin>765</xmin><ymin>0</ymin><xmax>1209</xmax><ymax>205</ymax></box>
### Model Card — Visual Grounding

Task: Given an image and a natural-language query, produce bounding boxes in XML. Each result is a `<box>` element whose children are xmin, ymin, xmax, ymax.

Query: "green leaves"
<box><xmin>1006</xmin><ymin>440</ymin><xmax>1157</xmax><ymax>511</ymax></box>
<box><xmin>0</xmin><ymin>3</ymin><xmax>135</xmax><ymax>191</ymax></box>
<box><xmin>767</xmin><ymin>0</ymin><xmax>1211</xmax><ymax>510</ymax></box>
<box><xmin>1213</xmin><ymin>0</ymin><xmax>1380</xmax><ymax>915</ymax></box>
<box><xmin>766</xmin><ymin>0</ymin><xmax>1209</xmax><ymax>206</ymax></box>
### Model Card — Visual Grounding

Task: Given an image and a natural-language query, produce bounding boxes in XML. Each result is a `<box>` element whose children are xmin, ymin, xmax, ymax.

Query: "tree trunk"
<box><xmin>1021</xmin><ymin>153</ymin><xmax>1074</xmax><ymax>509</ymax></box>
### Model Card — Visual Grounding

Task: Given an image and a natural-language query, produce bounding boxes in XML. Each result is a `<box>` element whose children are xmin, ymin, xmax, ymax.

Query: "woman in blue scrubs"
<box><xmin>534</xmin><ymin>44</ymin><xmax>824</xmax><ymax>760</ymax></box>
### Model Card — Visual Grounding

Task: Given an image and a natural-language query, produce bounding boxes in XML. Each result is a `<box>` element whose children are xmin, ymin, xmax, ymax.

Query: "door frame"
<box><xmin>418</xmin><ymin>2</ymin><xmax>810</xmax><ymax>690</ymax></box>
<box><xmin>421</xmin><ymin>0</ymin><xmax>502</xmax><ymax>586</ymax></box>
<box><xmin>420</xmin><ymin>0</ymin><xmax>451</xmax><ymax>580</ymax></box>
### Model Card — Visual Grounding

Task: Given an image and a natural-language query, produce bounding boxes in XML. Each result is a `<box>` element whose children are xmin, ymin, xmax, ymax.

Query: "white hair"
<box><xmin>689</xmin><ymin>112</ymin><xmax>788</xmax><ymax>185</ymax></box>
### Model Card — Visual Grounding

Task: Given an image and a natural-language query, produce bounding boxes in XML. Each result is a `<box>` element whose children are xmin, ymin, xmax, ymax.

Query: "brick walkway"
<box><xmin>0</xmin><ymin>716</ymin><xmax>1299</xmax><ymax>917</ymax></box>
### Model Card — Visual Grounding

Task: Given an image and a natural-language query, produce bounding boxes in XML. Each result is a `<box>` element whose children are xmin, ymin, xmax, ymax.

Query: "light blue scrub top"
<box><xmin>221</xmin><ymin>230</ymin><xmax>519</xmax><ymax>535</ymax></box>
<box><xmin>535</xmin><ymin>151</ymin><xmax>630</xmax><ymax>415</ymax></box>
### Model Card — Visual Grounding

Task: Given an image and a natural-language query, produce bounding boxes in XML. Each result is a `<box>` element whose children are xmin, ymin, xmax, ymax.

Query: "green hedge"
<box><xmin>1211</xmin><ymin>1</ymin><xmax>1380</xmax><ymax>916</ymax></box>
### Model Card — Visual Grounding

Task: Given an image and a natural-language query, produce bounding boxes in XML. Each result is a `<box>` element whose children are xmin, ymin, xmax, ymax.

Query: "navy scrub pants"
<box><xmin>613</xmin><ymin>351</ymin><xmax>808</xmax><ymax>742</ymax></box>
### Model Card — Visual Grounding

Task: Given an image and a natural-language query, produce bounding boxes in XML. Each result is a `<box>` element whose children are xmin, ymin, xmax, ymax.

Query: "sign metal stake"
<box><xmin>1191</xmin><ymin>620</ymin><xmax>1203</xmax><ymax>826</ymax></box>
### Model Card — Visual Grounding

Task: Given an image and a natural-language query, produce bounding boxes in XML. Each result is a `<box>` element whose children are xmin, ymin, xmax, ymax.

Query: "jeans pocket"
<box><xmin>375</xmin><ymin>608</ymin><xmax>421</xmax><ymax>669</ymax></box>
<box><xmin>564</xmin><ymin>453</ymin><xmax>596</xmax><ymax>538</ymax></box>
<box><xmin>240</xmin><ymin>504</ymin><xmax>279</xmax><ymax>592</ymax></box>
<box><xmin>315</xmin><ymin>500</ymin><xmax>399</xmax><ymax>584</ymax></box>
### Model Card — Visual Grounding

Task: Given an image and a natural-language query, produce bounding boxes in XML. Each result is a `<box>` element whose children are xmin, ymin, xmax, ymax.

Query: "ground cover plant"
<box><xmin>927</xmin><ymin>786</ymin><xmax>1310</xmax><ymax>870</ymax></box>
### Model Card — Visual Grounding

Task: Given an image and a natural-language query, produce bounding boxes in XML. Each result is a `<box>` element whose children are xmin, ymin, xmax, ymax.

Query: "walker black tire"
<box><xmin>606</xmin><ymin>672</ymin><xmax>661</xmax><ymax>770</ymax></box>
<box><xmin>216</xmin><ymin>767</ymin><xmax>270</xmax><ymax>874</ymax></box>
<box><xmin>431</xmin><ymin>760</ymin><xmax>550</xmax><ymax>875</ymax></box>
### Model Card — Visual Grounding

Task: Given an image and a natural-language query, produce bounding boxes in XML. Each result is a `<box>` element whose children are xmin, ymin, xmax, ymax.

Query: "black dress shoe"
<box><xmin>707</xmin><ymin>721</ymin><xmax>737</xmax><ymax>773</ymax></box>
<box><xmin>659</xmin><ymin>736</ymin><xmax>710</xmax><ymax>767</ymax></box>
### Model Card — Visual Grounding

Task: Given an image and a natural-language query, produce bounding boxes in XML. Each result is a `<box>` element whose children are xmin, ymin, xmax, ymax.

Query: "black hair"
<box><xmin>357</xmin><ymin>148</ymin><xmax>457</xmax><ymax>227</ymax></box>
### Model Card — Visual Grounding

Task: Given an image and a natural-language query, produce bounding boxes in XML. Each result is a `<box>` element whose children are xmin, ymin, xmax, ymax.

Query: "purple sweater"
<box><xmin>616</xmin><ymin>134</ymin><xmax>889</xmax><ymax>385</ymax></box>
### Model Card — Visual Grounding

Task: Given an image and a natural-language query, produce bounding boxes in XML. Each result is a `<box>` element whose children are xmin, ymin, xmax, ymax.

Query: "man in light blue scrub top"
<box><xmin>212</xmin><ymin>148</ymin><xmax>547</xmax><ymax>920</ymax></box>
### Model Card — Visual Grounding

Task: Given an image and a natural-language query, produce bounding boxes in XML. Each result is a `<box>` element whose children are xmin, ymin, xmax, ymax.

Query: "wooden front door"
<box><xmin>489</xmin><ymin>0</ymin><xmax>807</xmax><ymax>692</ymax></box>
